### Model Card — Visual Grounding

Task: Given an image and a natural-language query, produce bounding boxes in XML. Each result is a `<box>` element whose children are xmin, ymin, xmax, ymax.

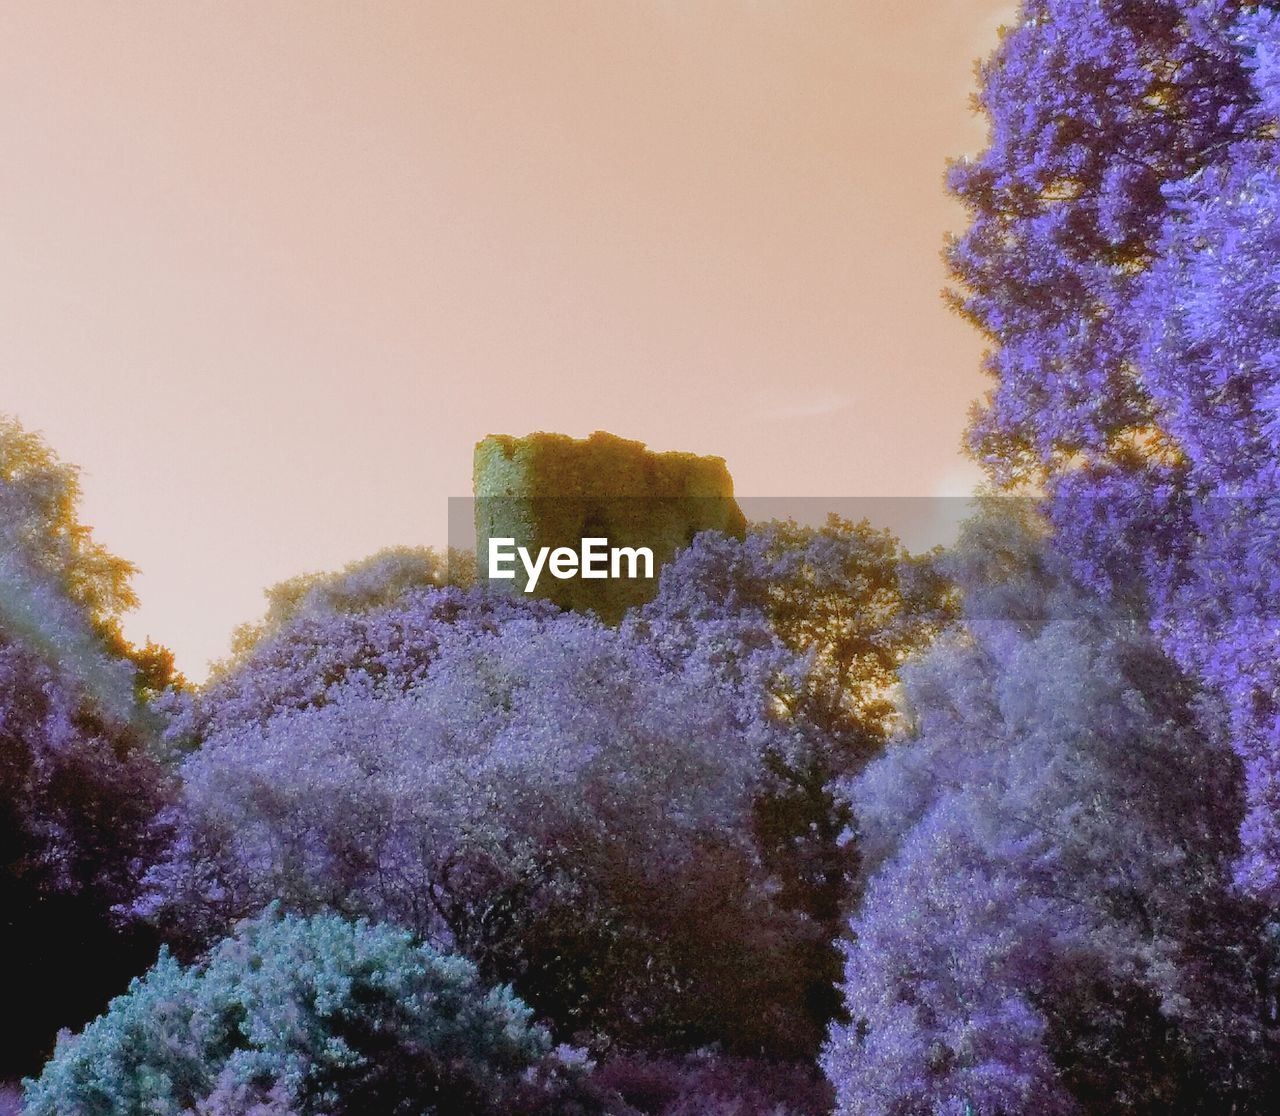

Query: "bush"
<box><xmin>23</xmin><ymin>907</ymin><xmax>572</xmax><ymax>1116</ymax></box>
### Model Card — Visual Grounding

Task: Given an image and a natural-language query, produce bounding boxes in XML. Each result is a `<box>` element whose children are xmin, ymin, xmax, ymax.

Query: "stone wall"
<box><xmin>473</xmin><ymin>430</ymin><xmax>745</xmax><ymax>620</ymax></box>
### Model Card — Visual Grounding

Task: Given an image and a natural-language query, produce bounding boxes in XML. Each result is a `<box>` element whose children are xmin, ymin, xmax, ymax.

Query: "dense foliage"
<box><xmin>23</xmin><ymin>907</ymin><xmax>570</xmax><ymax>1116</ymax></box>
<box><xmin>633</xmin><ymin>519</ymin><xmax>952</xmax><ymax>1033</ymax></box>
<box><xmin>0</xmin><ymin>418</ymin><xmax>171</xmax><ymax>1077</ymax></box>
<box><xmin>140</xmin><ymin>600</ymin><xmax>827</xmax><ymax>1057</ymax></box>
<box><xmin>948</xmin><ymin>0</ymin><xmax>1280</xmax><ymax>904</ymax></box>
<box><xmin>0</xmin><ymin>416</ymin><xmax>139</xmax><ymax>637</ymax></box>
<box><xmin>159</xmin><ymin>583</ymin><xmax>560</xmax><ymax>749</ymax></box>
<box><xmin>131</xmin><ymin>518</ymin><xmax>939</xmax><ymax>1065</ymax></box>
<box><xmin>822</xmin><ymin>509</ymin><xmax>1278</xmax><ymax>1114</ymax></box>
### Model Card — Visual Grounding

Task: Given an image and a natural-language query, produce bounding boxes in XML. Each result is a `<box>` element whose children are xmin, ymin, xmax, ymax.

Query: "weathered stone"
<box><xmin>474</xmin><ymin>430</ymin><xmax>745</xmax><ymax>620</ymax></box>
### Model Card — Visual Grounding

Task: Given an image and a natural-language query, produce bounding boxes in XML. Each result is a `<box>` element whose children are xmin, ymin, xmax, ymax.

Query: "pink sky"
<box><xmin>1</xmin><ymin>1</ymin><xmax>1012</xmax><ymax>678</ymax></box>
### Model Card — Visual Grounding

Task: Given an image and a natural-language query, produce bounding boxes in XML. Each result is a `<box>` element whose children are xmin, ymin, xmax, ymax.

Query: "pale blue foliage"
<box><xmin>23</xmin><ymin>907</ymin><xmax>555</xmax><ymax>1116</ymax></box>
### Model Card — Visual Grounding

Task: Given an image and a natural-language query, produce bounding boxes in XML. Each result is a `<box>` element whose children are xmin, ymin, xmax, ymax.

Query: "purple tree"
<box><xmin>950</xmin><ymin>1</ymin><xmax>1280</xmax><ymax>903</ymax></box>
<box><xmin>631</xmin><ymin>521</ymin><xmax>952</xmax><ymax>1049</ymax></box>
<box><xmin>632</xmin><ymin>519</ymin><xmax>951</xmax><ymax>921</ymax></box>
<box><xmin>142</xmin><ymin>605</ymin><xmax>818</xmax><ymax>1056</ymax></box>
<box><xmin>949</xmin><ymin>0</ymin><xmax>1262</xmax><ymax>477</ymax></box>
<box><xmin>0</xmin><ymin>416</ymin><xmax>171</xmax><ymax>1076</ymax></box>
<box><xmin>823</xmin><ymin>510</ymin><xmax>1275</xmax><ymax>1114</ymax></box>
<box><xmin>159</xmin><ymin>583</ymin><xmax>561</xmax><ymax>752</ymax></box>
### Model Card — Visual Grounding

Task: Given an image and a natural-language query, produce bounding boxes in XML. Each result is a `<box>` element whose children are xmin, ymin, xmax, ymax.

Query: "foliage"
<box><xmin>138</xmin><ymin>607</ymin><xmax>815</xmax><ymax>1055</ymax></box>
<box><xmin>823</xmin><ymin>509</ymin><xmax>1277</xmax><ymax>1114</ymax></box>
<box><xmin>631</xmin><ymin>519</ymin><xmax>952</xmax><ymax>1045</ymax></box>
<box><xmin>223</xmin><ymin>546</ymin><xmax>470</xmax><ymax>663</ymax></box>
<box><xmin>638</xmin><ymin>517</ymin><xmax>951</xmax><ymax>737</ymax></box>
<box><xmin>0</xmin><ymin>414</ymin><xmax>184</xmax><ymax>703</ymax></box>
<box><xmin>948</xmin><ymin>0</ymin><xmax>1263</xmax><ymax>477</ymax></box>
<box><xmin>0</xmin><ymin>414</ymin><xmax>138</xmax><ymax>631</ymax></box>
<box><xmin>634</xmin><ymin>518</ymin><xmax>951</xmax><ymax>914</ymax></box>
<box><xmin>585</xmin><ymin>1051</ymin><xmax>830</xmax><ymax>1115</ymax></box>
<box><xmin>0</xmin><ymin>416</ymin><xmax>172</xmax><ymax>1077</ymax></box>
<box><xmin>160</xmin><ymin>585</ymin><xmax>560</xmax><ymax>753</ymax></box>
<box><xmin>23</xmin><ymin>906</ymin><xmax>572</xmax><ymax>1116</ymax></box>
<box><xmin>949</xmin><ymin>0</ymin><xmax>1280</xmax><ymax>903</ymax></box>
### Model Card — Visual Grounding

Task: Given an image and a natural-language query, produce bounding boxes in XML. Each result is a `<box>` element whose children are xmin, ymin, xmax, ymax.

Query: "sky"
<box><xmin>2</xmin><ymin>1</ymin><xmax>1014</xmax><ymax>679</ymax></box>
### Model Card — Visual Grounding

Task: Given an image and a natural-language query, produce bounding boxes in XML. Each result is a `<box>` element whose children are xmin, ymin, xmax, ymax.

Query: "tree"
<box><xmin>0</xmin><ymin>415</ymin><xmax>172</xmax><ymax>1076</ymax></box>
<box><xmin>631</xmin><ymin>519</ymin><xmax>951</xmax><ymax>1042</ymax></box>
<box><xmin>158</xmin><ymin>583</ymin><xmax>561</xmax><ymax>753</ymax></box>
<box><xmin>634</xmin><ymin>519</ymin><xmax>951</xmax><ymax>915</ymax></box>
<box><xmin>139</xmin><ymin>608</ymin><xmax>815</xmax><ymax>1057</ymax></box>
<box><xmin>0</xmin><ymin>414</ymin><xmax>138</xmax><ymax>632</ymax></box>
<box><xmin>948</xmin><ymin>0</ymin><xmax>1262</xmax><ymax>480</ymax></box>
<box><xmin>823</xmin><ymin>510</ymin><xmax>1276</xmax><ymax>1114</ymax></box>
<box><xmin>222</xmin><ymin>545</ymin><xmax>470</xmax><ymax>662</ymax></box>
<box><xmin>949</xmin><ymin>1</ymin><xmax>1280</xmax><ymax>904</ymax></box>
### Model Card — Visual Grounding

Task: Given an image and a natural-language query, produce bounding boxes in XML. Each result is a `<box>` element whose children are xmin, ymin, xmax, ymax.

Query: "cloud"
<box><xmin>934</xmin><ymin>460</ymin><xmax>986</xmax><ymax>499</ymax></box>
<box><xmin>748</xmin><ymin>391</ymin><xmax>852</xmax><ymax>421</ymax></box>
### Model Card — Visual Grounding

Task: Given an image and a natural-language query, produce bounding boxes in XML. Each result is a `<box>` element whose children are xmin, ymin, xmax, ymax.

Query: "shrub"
<box><xmin>24</xmin><ymin>907</ymin><xmax>569</xmax><ymax>1116</ymax></box>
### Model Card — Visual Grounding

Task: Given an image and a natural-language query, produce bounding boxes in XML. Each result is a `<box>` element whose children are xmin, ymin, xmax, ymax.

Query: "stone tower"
<box><xmin>473</xmin><ymin>430</ymin><xmax>745</xmax><ymax>620</ymax></box>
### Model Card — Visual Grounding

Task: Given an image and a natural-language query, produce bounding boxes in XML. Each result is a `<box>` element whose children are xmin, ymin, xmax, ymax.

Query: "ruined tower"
<box><xmin>473</xmin><ymin>430</ymin><xmax>745</xmax><ymax>620</ymax></box>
